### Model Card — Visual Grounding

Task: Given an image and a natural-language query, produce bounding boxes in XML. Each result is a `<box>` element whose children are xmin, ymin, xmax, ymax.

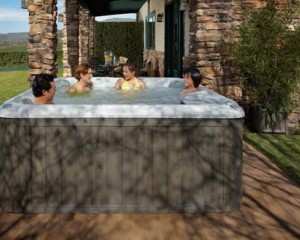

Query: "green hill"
<box><xmin>0</xmin><ymin>31</ymin><xmax>63</xmax><ymax>52</ymax></box>
<box><xmin>0</xmin><ymin>32</ymin><xmax>28</xmax><ymax>52</ymax></box>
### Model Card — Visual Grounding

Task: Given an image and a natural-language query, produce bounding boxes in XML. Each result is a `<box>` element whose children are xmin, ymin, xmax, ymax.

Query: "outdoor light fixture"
<box><xmin>21</xmin><ymin>0</ymin><xmax>27</xmax><ymax>9</ymax></box>
<box><xmin>157</xmin><ymin>13</ymin><xmax>163</xmax><ymax>22</ymax></box>
<box><xmin>179</xmin><ymin>0</ymin><xmax>188</xmax><ymax>11</ymax></box>
<box><xmin>58</xmin><ymin>13</ymin><xmax>64</xmax><ymax>22</ymax></box>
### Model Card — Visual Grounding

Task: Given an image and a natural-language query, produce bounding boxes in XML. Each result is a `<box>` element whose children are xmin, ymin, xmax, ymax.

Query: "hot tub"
<box><xmin>0</xmin><ymin>77</ymin><xmax>244</xmax><ymax>213</ymax></box>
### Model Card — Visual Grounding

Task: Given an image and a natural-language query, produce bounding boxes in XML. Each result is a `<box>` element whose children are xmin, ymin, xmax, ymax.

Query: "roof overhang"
<box><xmin>79</xmin><ymin>0</ymin><xmax>147</xmax><ymax>16</ymax></box>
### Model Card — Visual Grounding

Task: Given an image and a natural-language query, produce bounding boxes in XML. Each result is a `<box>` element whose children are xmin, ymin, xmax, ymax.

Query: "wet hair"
<box><xmin>75</xmin><ymin>63</ymin><xmax>92</xmax><ymax>81</ymax></box>
<box><xmin>183</xmin><ymin>67</ymin><xmax>202</xmax><ymax>88</ymax></box>
<box><xmin>32</xmin><ymin>73</ymin><xmax>55</xmax><ymax>97</ymax></box>
<box><xmin>122</xmin><ymin>61</ymin><xmax>140</xmax><ymax>76</ymax></box>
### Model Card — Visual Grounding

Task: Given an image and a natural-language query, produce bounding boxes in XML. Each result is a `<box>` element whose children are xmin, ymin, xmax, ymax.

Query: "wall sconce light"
<box><xmin>157</xmin><ymin>13</ymin><xmax>163</xmax><ymax>22</ymax></box>
<box><xmin>21</xmin><ymin>0</ymin><xmax>27</xmax><ymax>9</ymax></box>
<box><xmin>58</xmin><ymin>13</ymin><xmax>64</xmax><ymax>22</ymax></box>
<box><xmin>179</xmin><ymin>0</ymin><xmax>188</xmax><ymax>11</ymax></box>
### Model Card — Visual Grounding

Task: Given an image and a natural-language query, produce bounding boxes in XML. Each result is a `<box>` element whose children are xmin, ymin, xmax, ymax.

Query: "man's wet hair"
<box><xmin>32</xmin><ymin>74</ymin><xmax>55</xmax><ymax>97</ymax></box>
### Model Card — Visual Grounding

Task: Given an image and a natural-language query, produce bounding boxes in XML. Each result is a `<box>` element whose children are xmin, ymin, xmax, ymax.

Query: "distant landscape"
<box><xmin>0</xmin><ymin>18</ymin><xmax>134</xmax><ymax>52</ymax></box>
<box><xmin>0</xmin><ymin>32</ymin><xmax>28</xmax><ymax>52</ymax></box>
<box><xmin>0</xmin><ymin>19</ymin><xmax>133</xmax><ymax>66</ymax></box>
<box><xmin>0</xmin><ymin>31</ymin><xmax>63</xmax><ymax>52</ymax></box>
<box><xmin>0</xmin><ymin>31</ymin><xmax>63</xmax><ymax>68</ymax></box>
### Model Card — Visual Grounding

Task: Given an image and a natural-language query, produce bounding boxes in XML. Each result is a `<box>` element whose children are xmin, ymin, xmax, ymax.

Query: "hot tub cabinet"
<box><xmin>0</xmin><ymin>78</ymin><xmax>244</xmax><ymax>213</ymax></box>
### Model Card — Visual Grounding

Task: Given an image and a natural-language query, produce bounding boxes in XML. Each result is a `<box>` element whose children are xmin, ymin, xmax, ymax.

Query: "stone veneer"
<box><xmin>184</xmin><ymin>0</ymin><xmax>300</xmax><ymax>100</ymax></box>
<box><xmin>78</xmin><ymin>9</ymin><xmax>94</xmax><ymax>65</ymax></box>
<box><xmin>27</xmin><ymin>0</ymin><xmax>58</xmax><ymax>82</ymax></box>
<box><xmin>62</xmin><ymin>0</ymin><xmax>79</xmax><ymax>77</ymax></box>
<box><xmin>62</xmin><ymin>1</ymin><xmax>94</xmax><ymax>77</ymax></box>
<box><xmin>183</xmin><ymin>0</ymin><xmax>269</xmax><ymax>100</ymax></box>
<box><xmin>143</xmin><ymin>50</ymin><xmax>164</xmax><ymax>77</ymax></box>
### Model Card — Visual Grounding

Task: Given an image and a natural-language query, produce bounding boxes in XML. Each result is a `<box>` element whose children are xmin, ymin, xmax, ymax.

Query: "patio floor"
<box><xmin>0</xmin><ymin>142</ymin><xmax>299</xmax><ymax>240</ymax></box>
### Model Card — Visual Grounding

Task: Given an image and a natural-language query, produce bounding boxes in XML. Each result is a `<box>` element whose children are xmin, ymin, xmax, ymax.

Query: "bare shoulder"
<box><xmin>114</xmin><ymin>78</ymin><xmax>124</xmax><ymax>89</ymax></box>
<box><xmin>138</xmin><ymin>79</ymin><xmax>146</xmax><ymax>89</ymax></box>
<box><xmin>66</xmin><ymin>84</ymin><xmax>76</xmax><ymax>93</ymax></box>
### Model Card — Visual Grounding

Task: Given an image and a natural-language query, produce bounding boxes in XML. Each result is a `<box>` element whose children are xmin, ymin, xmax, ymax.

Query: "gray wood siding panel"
<box><xmin>18</xmin><ymin>126</ymin><xmax>32</xmax><ymax>210</ymax></box>
<box><xmin>137</xmin><ymin>127</ymin><xmax>152</xmax><ymax>205</ymax></box>
<box><xmin>223</xmin><ymin>121</ymin><xmax>243</xmax><ymax>210</ymax></box>
<box><xmin>182</xmin><ymin>126</ymin><xmax>224</xmax><ymax>210</ymax></box>
<box><xmin>2</xmin><ymin>120</ymin><xmax>19</xmax><ymax>210</ymax></box>
<box><xmin>0</xmin><ymin>118</ymin><xmax>243</xmax><ymax>213</ymax></box>
<box><xmin>196</xmin><ymin>127</ymin><xmax>210</xmax><ymax>209</ymax></box>
<box><xmin>31</xmin><ymin>127</ymin><xmax>47</xmax><ymax>206</ymax></box>
<box><xmin>60</xmin><ymin>127</ymin><xmax>77</xmax><ymax>206</ymax></box>
<box><xmin>168</xmin><ymin>127</ymin><xmax>183</xmax><ymax>206</ymax></box>
<box><xmin>206</xmin><ymin>127</ymin><xmax>224</xmax><ymax>210</ymax></box>
<box><xmin>195</xmin><ymin>127</ymin><xmax>224</xmax><ymax>210</ymax></box>
<box><xmin>122</xmin><ymin>127</ymin><xmax>138</xmax><ymax>206</ymax></box>
<box><xmin>46</xmin><ymin>127</ymin><xmax>63</xmax><ymax>206</ymax></box>
<box><xmin>152</xmin><ymin>127</ymin><xmax>168</xmax><ymax>206</ymax></box>
<box><xmin>76</xmin><ymin>127</ymin><xmax>93</xmax><ymax>206</ymax></box>
<box><xmin>182</xmin><ymin>127</ymin><xmax>201</xmax><ymax>209</ymax></box>
<box><xmin>93</xmin><ymin>127</ymin><xmax>107</xmax><ymax>205</ymax></box>
<box><xmin>106</xmin><ymin>127</ymin><xmax>122</xmax><ymax>206</ymax></box>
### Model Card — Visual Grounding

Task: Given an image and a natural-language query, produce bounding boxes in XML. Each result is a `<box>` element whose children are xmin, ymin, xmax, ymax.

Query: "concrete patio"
<box><xmin>0</xmin><ymin>142</ymin><xmax>299</xmax><ymax>240</ymax></box>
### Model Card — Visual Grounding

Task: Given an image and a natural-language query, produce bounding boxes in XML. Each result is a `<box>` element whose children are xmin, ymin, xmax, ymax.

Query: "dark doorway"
<box><xmin>165</xmin><ymin>0</ymin><xmax>184</xmax><ymax>77</ymax></box>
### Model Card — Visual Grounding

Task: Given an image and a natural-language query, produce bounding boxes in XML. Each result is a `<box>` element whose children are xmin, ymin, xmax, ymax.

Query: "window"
<box><xmin>145</xmin><ymin>11</ymin><xmax>155</xmax><ymax>49</ymax></box>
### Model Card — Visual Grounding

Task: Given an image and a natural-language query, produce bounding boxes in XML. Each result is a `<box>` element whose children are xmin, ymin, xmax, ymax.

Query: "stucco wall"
<box><xmin>139</xmin><ymin>0</ymin><xmax>165</xmax><ymax>77</ymax></box>
<box><xmin>139</xmin><ymin>0</ymin><xmax>165</xmax><ymax>52</ymax></box>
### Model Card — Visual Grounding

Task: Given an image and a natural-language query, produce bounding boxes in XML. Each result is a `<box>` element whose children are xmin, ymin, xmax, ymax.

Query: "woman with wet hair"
<box><xmin>66</xmin><ymin>63</ymin><xmax>93</xmax><ymax>93</ymax></box>
<box><xmin>181</xmin><ymin>67</ymin><xmax>202</xmax><ymax>95</ymax></box>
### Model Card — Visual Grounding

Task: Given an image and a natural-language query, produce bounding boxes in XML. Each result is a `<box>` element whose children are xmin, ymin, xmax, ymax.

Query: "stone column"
<box><xmin>184</xmin><ymin>0</ymin><xmax>266</xmax><ymax>100</ymax></box>
<box><xmin>79</xmin><ymin>7</ymin><xmax>95</xmax><ymax>64</ymax></box>
<box><xmin>28</xmin><ymin>0</ymin><xmax>58</xmax><ymax>82</ymax></box>
<box><xmin>63</xmin><ymin>0</ymin><xmax>79</xmax><ymax>77</ymax></box>
<box><xmin>88</xmin><ymin>17</ymin><xmax>95</xmax><ymax>60</ymax></box>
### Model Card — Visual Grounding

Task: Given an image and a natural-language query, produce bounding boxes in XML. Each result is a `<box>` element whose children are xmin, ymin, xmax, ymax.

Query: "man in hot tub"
<box><xmin>181</xmin><ymin>67</ymin><xmax>202</xmax><ymax>95</ymax></box>
<box><xmin>32</xmin><ymin>73</ymin><xmax>56</xmax><ymax>104</ymax></box>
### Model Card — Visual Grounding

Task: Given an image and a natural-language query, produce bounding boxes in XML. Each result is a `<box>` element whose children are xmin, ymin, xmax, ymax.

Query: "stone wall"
<box><xmin>183</xmin><ymin>0</ymin><xmax>269</xmax><ymax>99</ymax></box>
<box><xmin>62</xmin><ymin>0</ymin><xmax>79</xmax><ymax>77</ymax></box>
<box><xmin>143</xmin><ymin>50</ymin><xmax>164</xmax><ymax>77</ymax></box>
<box><xmin>27</xmin><ymin>0</ymin><xmax>58</xmax><ymax>82</ymax></box>
<box><xmin>184</xmin><ymin>0</ymin><xmax>300</xmax><ymax>101</ymax></box>
<box><xmin>79</xmin><ymin>8</ymin><xmax>94</xmax><ymax>64</ymax></box>
<box><xmin>62</xmin><ymin>1</ymin><xmax>94</xmax><ymax>77</ymax></box>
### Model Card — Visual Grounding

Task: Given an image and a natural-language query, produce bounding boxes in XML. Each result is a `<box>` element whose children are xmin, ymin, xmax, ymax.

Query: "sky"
<box><xmin>0</xmin><ymin>1</ymin><xmax>135</xmax><ymax>34</ymax></box>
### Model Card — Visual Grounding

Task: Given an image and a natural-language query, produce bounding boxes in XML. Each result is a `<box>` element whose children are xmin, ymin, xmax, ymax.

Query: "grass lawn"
<box><xmin>0</xmin><ymin>69</ymin><xmax>30</xmax><ymax>104</ymax></box>
<box><xmin>0</xmin><ymin>68</ymin><xmax>63</xmax><ymax>105</ymax></box>
<box><xmin>244</xmin><ymin>133</ymin><xmax>300</xmax><ymax>185</ymax></box>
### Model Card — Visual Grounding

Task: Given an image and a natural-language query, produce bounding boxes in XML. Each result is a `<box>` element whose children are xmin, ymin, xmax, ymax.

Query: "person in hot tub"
<box><xmin>32</xmin><ymin>73</ymin><xmax>56</xmax><ymax>104</ymax></box>
<box><xmin>66</xmin><ymin>63</ymin><xmax>93</xmax><ymax>93</ymax></box>
<box><xmin>114</xmin><ymin>62</ymin><xmax>146</xmax><ymax>90</ymax></box>
<box><xmin>181</xmin><ymin>67</ymin><xmax>202</xmax><ymax>95</ymax></box>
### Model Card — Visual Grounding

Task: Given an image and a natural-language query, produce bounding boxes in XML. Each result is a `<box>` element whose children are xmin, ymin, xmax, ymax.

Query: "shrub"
<box><xmin>223</xmin><ymin>1</ymin><xmax>300</xmax><ymax>126</ymax></box>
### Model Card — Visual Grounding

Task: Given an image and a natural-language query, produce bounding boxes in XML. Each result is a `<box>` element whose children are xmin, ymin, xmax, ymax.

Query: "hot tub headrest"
<box><xmin>168</xmin><ymin>80</ymin><xmax>184</xmax><ymax>88</ymax></box>
<box><xmin>180</xmin><ymin>88</ymin><xmax>240</xmax><ymax>108</ymax></box>
<box><xmin>22</xmin><ymin>98</ymin><xmax>34</xmax><ymax>104</ymax></box>
<box><xmin>55</xmin><ymin>79</ymin><xmax>71</xmax><ymax>88</ymax></box>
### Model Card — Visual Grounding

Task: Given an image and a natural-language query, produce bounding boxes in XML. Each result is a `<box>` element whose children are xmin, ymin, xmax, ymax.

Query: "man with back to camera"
<box><xmin>32</xmin><ymin>73</ymin><xmax>56</xmax><ymax>104</ymax></box>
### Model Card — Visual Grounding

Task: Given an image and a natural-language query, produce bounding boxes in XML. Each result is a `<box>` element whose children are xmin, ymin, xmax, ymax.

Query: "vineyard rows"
<box><xmin>0</xmin><ymin>52</ymin><xmax>63</xmax><ymax>67</ymax></box>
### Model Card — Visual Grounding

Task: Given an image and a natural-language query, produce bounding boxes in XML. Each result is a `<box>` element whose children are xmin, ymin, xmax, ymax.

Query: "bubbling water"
<box><xmin>54</xmin><ymin>87</ymin><xmax>182</xmax><ymax>105</ymax></box>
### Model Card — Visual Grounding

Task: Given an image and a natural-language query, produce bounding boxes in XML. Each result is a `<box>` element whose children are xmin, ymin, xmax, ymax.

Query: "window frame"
<box><xmin>145</xmin><ymin>11</ymin><xmax>156</xmax><ymax>50</ymax></box>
